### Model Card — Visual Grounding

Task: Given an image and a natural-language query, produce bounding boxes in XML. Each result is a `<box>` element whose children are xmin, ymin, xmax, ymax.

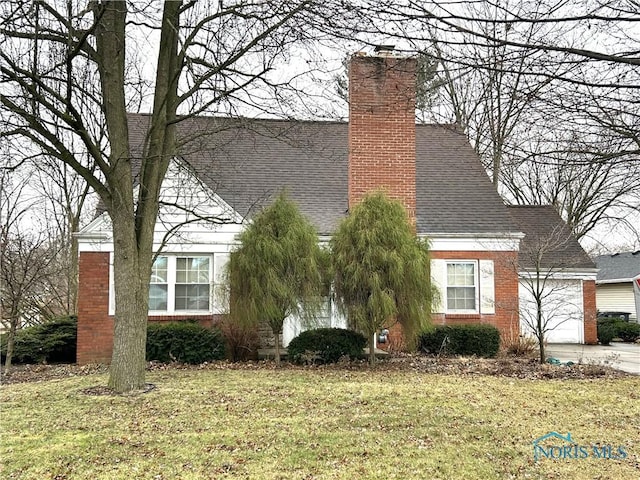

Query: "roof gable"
<box><xmin>78</xmin><ymin>158</ymin><xmax>244</xmax><ymax>246</ymax></box>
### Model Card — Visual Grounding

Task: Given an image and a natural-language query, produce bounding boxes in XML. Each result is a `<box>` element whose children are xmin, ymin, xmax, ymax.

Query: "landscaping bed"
<box><xmin>2</xmin><ymin>352</ymin><xmax>629</xmax><ymax>386</ymax></box>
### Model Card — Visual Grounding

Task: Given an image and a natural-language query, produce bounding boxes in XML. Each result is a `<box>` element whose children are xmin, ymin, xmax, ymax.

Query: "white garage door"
<box><xmin>519</xmin><ymin>278</ymin><xmax>584</xmax><ymax>343</ymax></box>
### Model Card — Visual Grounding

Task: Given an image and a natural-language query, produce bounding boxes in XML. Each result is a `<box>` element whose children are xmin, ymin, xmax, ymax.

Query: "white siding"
<box><xmin>596</xmin><ymin>283</ymin><xmax>636</xmax><ymax>320</ymax></box>
<box><xmin>282</xmin><ymin>298</ymin><xmax>347</xmax><ymax>347</ymax></box>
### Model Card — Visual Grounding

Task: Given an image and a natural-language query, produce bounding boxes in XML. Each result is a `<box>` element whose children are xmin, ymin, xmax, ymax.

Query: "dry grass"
<box><xmin>1</xmin><ymin>364</ymin><xmax>639</xmax><ymax>479</ymax></box>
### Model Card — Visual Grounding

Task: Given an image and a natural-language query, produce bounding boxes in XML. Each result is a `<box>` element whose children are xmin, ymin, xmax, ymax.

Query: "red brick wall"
<box><xmin>77</xmin><ymin>251</ymin><xmax>225</xmax><ymax>364</ymax></box>
<box><xmin>77</xmin><ymin>252</ymin><xmax>113</xmax><ymax>364</ymax></box>
<box><xmin>431</xmin><ymin>250</ymin><xmax>521</xmax><ymax>343</ymax></box>
<box><xmin>582</xmin><ymin>279</ymin><xmax>597</xmax><ymax>344</ymax></box>
<box><xmin>348</xmin><ymin>54</ymin><xmax>417</xmax><ymax>221</ymax></box>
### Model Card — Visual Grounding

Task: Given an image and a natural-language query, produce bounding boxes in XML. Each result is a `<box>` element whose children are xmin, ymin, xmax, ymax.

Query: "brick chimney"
<box><xmin>348</xmin><ymin>49</ymin><xmax>417</xmax><ymax>220</ymax></box>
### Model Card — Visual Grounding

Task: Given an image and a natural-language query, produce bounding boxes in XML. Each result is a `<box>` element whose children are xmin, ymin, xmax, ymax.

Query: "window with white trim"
<box><xmin>175</xmin><ymin>257</ymin><xmax>210</xmax><ymax>311</ymax></box>
<box><xmin>446</xmin><ymin>261</ymin><xmax>478</xmax><ymax>312</ymax></box>
<box><xmin>148</xmin><ymin>255</ymin><xmax>213</xmax><ymax>314</ymax></box>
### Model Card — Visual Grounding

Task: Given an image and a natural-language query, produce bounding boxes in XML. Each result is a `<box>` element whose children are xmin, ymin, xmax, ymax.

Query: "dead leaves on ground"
<box><xmin>1</xmin><ymin>353</ymin><xmax>630</xmax><ymax>386</ymax></box>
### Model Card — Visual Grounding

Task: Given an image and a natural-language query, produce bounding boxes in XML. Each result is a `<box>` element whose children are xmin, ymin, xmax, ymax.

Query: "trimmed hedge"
<box><xmin>615</xmin><ymin>322</ymin><xmax>640</xmax><ymax>343</ymax></box>
<box><xmin>0</xmin><ymin>316</ymin><xmax>77</xmax><ymax>364</ymax></box>
<box><xmin>597</xmin><ymin>317</ymin><xmax>640</xmax><ymax>344</ymax></box>
<box><xmin>146</xmin><ymin>321</ymin><xmax>225</xmax><ymax>364</ymax></box>
<box><xmin>420</xmin><ymin>324</ymin><xmax>501</xmax><ymax>358</ymax></box>
<box><xmin>287</xmin><ymin>328</ymin><xmax>367</xmax><ymax>364</ymax></box>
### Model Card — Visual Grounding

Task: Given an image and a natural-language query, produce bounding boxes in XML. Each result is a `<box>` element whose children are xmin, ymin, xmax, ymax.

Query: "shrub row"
<box><xmin>597</xmin><ymin>318</ymin><xmax>640</xmax><ymax>345</ymax></box>
<box><xmin>0</xmin><ymin>316</ymin><xmax>77</xmax><ymax>364</ymax></box>
<box><xmin>420</xmin><ymin>324</ymin><xmax>501</xmax><ymax>358</ymax></box>
<box><xmin>3</xmin><ymin>318</ymin><xmax>508</xmax><ymax>365</ymax></box>
<box><xmin>287</xmin><ymin>328</ymin><xmax>366</xmax><ymax>364</ymax></box>
<box><xmin>1</xmin><ymin>319</ymin><xmax>226</xmax><ymax>366</ymax></box>
<box><xmin>146</xmin><ymin>321</ymin><xmax>225</xmax><ymax>364</ymax></box>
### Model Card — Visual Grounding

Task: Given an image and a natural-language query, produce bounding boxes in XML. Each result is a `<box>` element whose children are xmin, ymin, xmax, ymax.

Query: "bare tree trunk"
<box><xmin>537</xmin><ymin>302</ymin><xmax>545</xmax><ymax>364</ymax></box>
<box><xmin>368</xmin><ymin>333</ymin><xmax>376</xmax><ymax>367</ymax></box>
<box><xmin>68</xmin><ymin>224</ymin><xmax>79</xmax><ymax>314</ymax></box>
<box><xmin>3</xmin><ymin>314</ymin><xmax>19</xmax><ymax>374</ymax></box>
<box><xmin>108</xmin><ymin>209</ymin><xmax>152</xmax><ymax>391</ymax></box>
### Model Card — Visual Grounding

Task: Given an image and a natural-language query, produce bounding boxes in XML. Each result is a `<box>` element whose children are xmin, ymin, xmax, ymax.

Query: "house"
<box><xmin>75</xmin><ymin>51</ymin><xmax>597</xmax><ymax>364</ymax></box>
<box><xmin>594</xmin><ymin>251</ymin><xmax>640</xmax><ymax>322</ymax></box>
<box><xmin>508</xmin><ymin>206</ymin><xmax>598</xmax><ymax>343</ymax></box>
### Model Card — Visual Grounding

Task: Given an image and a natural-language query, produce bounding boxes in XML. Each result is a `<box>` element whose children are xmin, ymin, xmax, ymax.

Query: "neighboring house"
<box><xmin>509</xmin><ymin>206</ymin><xmax>598</xmax><ymax>343</ymax></box>
<box><xmin>594</xmin><ymin>251</ymin><xmax>640</xmax><ymax>322</ymax></box>
<box><xmin>75</xmin><ymin>51</ymin><xmax>597</xmax><ymax>364</ymax></box>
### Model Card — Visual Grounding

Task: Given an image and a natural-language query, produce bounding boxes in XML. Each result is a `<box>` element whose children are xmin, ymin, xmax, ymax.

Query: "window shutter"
<box><xmin>430</xmin><ymin>259</ymin><xmax>446</xmax><ymax>313</ymax></box>
<box><xmin>213</xmin><ymin>253</ymin><xmax>230</xmax><ymax>313</ymax></box>
<box><xmin>479</xmin><ymin>259</ymin><xmax>495</xmax><ymax>314</ymax></box>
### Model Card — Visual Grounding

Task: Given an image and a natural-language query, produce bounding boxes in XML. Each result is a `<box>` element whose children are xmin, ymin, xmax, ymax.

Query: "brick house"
<box><xmin>76</xmin><ymin>51</ymin><xmax>597</xmax><ymax>364</ymax></box>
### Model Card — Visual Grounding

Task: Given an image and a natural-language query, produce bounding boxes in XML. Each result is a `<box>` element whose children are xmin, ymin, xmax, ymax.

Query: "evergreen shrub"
<box><xmin>420</xmin><ymin>324</ymin><xmax>501</xmax><ymax>358</ymax></box>
<box><xmin>287</xmin><ymin>328</ymin><xmax>366</xmax><ymax>364</ymax></box>
<box><xmin>146</xmin><ymin>321</ymin><xmax>225</xmax><ymax>364</ymax></box>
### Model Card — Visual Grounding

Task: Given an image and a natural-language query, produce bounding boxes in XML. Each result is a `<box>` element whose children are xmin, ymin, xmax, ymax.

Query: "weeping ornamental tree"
<box><xmin>331</xmin><ymin>192</ymin><xmax>435</xmax><ymax>365</ymax></box>
<box><xmin>227</xmin><ymin>193</ymin><xmax>326</xmax><ymax>366</ymax></box>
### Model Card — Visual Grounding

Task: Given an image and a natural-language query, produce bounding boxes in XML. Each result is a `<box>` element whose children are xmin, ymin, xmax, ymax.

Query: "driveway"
<box><xmin>545</xmin><ymin>343</ymin><xmax>640</xmax><ymax>375</ymax></box>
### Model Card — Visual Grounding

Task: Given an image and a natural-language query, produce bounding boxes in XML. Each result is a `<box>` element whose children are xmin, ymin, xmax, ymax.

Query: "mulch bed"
<box><xmin>1</xmin><ymin>353</ymin><xmax>630</xmax><ymax>386</ymax></box>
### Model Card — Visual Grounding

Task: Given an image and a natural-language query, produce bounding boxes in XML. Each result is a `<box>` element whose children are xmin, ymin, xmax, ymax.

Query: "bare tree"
<box><xmin>1</xmin><ymin>229</ymin><xmax>61</xmax><ymax>373</ymax></box>
<box><xmin>0</xmin><ymin>170</ymin><xmax>62</xmax><ymax>372</ymax></box>
<box><xmin>509</xmin><ymin>206</ymin><xmax>596</xmax><ymax>363</ymax></box>
<box><xmin>1</xmin><ymin>0</ymin><xmax>340</xmax><ymax>392</ymax></box>
<box><xmin>30</xmin><ymin>157</ymin><xmax>94</xmax><ymax>315</ymax></box>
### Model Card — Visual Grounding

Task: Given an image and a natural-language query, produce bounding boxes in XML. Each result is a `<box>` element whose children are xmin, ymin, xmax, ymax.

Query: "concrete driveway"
<box><xmin>545</xmin><ymin>343</ymin><xmax>640</xmax><ymax>375</ymax></box>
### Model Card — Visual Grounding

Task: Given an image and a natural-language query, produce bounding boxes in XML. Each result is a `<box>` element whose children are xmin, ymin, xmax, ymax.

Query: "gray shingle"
<box><xmin>127</xmin><ymin>114</ymin><xmax>521</xmax><ymax>236</ymax></box>
<box><xmin>508</xmin><ymin>205</ymin><xmax>595</xmax><ymax>270</ymax></box>
<box><xmin>595</xmin><ymin>252</ymin><xmax>640</xmax><ymax>282</ymax></box>
<box><xmin>416</xmin><ymin>125</ymin><xmax>518</xmax><ymax>234</ymax></box>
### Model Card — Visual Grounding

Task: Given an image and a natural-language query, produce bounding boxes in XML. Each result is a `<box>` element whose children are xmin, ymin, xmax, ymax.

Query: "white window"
<box><xmin>446</xmin><ymin>261</ymin><xmax>478</xmax><ymax>312</ymax></box>
<box><xmin>431</xmin><ymin>259</ymin><xmax>495</xmax><ymax>315</ymax></box>
<box><xmin>175</xmin><ymin>257</ymin><xmax>210</xmax><ymax>311</ymax></box>
<box><xmin>147</xmin><ymin>255</ymin><xmax>215</xmax><ymax>314</ymax></box>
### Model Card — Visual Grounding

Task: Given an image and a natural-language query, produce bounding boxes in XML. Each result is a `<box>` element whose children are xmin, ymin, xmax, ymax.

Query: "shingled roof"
<box><xmin>594</xmin><ymin>251</ymin><xmax>640</xmax><ymax>283</ymax></box>
<box><xmin>128</xmin><ymin>114</ymin><xmax>520</xmax><ymax>236</ymax></box>
<box><xmin>508</xmin><ymin>205</ymin><xmax>595</xmax><ymax>270</ymax></box>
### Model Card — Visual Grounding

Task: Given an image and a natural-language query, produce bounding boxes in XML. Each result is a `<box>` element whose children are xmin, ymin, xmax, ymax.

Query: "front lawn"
<box><xmin>1</xmin><ymin>365</ymin><xmax>638</xmax><ymax>479</ymax></box>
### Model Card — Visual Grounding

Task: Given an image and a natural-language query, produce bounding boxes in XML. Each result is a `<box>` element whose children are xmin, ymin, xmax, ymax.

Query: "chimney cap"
<box><xmin>374</xmin><ymin>45</ymin><xmax>396</xmax><ymax>54</ymax></box>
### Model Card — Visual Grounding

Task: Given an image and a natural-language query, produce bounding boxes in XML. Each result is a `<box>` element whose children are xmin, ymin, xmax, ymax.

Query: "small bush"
<box><xmin>615</xmin><ymin>322</ymin><xmax>640</xmax><ymax>342</ymax></box>
<box><xmin>217</xmin><ymin>316</ymin><xmax>260</xmax><ymax>362</ymax></box>
<box><xmin>287</xmin><ymin>328</ymin><xmax>366</xmax><ymax>364</ymax></box>
<box><xmin>420</xmin><ymin>324</ymin><xmax>501</xmax><ymax>358</ymax></box>
<box><xmin>1</xmin><ymin>316</ymin><xmax>77</xmax><ymax>364</ymax></box>
<box><xmin>597</xmin><ymin>322</ymin><xmax>617</xmax><ymax>345</ymax></box>
<box><xmin>146</xmin><ymin>321</ymin><xmax>225</xmax><ymax>364</ymax></box>
<box><xmin>504</xmin><ymin>335</ymin><xmax>538</xmax><ymax>357</ymax></box>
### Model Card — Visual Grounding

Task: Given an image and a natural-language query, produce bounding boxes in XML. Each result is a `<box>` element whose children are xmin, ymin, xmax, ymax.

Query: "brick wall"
<box><xmin>582</xmin><ymin>279</ymin><xmax>597</xmax><ymax>344</ymax></box>
<box><xmin>77</xmin><ymin>251</ymin><xmax>226</xmax><ymax>364</ymax></box>
<box><xmin>431</xmin><ymin>250</ymin><xmax>521</xmax><ymax>342</ymax></box>
<box><xmin>348</xmin><ymin>53</ymin><xmax>417</xmax><ymax>221</ymax></box>
<box><xmin>77</xmin><ymin>252</ymin><xmax>113</xmax><ymax>364</ymax></box>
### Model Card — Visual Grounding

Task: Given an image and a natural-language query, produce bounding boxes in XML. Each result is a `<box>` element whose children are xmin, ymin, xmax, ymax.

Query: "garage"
<box><xmin>519</xmin><ymin>278</ymin><xmax>584</xmax><ymax>343</ymax></box>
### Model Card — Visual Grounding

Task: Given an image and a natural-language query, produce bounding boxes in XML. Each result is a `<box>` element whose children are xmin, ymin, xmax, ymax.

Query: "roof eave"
<box><xmin>596</xmin><ymin>277</ymin><xmax>636</xmax><ymax>284</ymax></box>
<box><xmin>418</xmin><ymin>231</ymin><xmax>526</xmax><ymax>240</ymax></box>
